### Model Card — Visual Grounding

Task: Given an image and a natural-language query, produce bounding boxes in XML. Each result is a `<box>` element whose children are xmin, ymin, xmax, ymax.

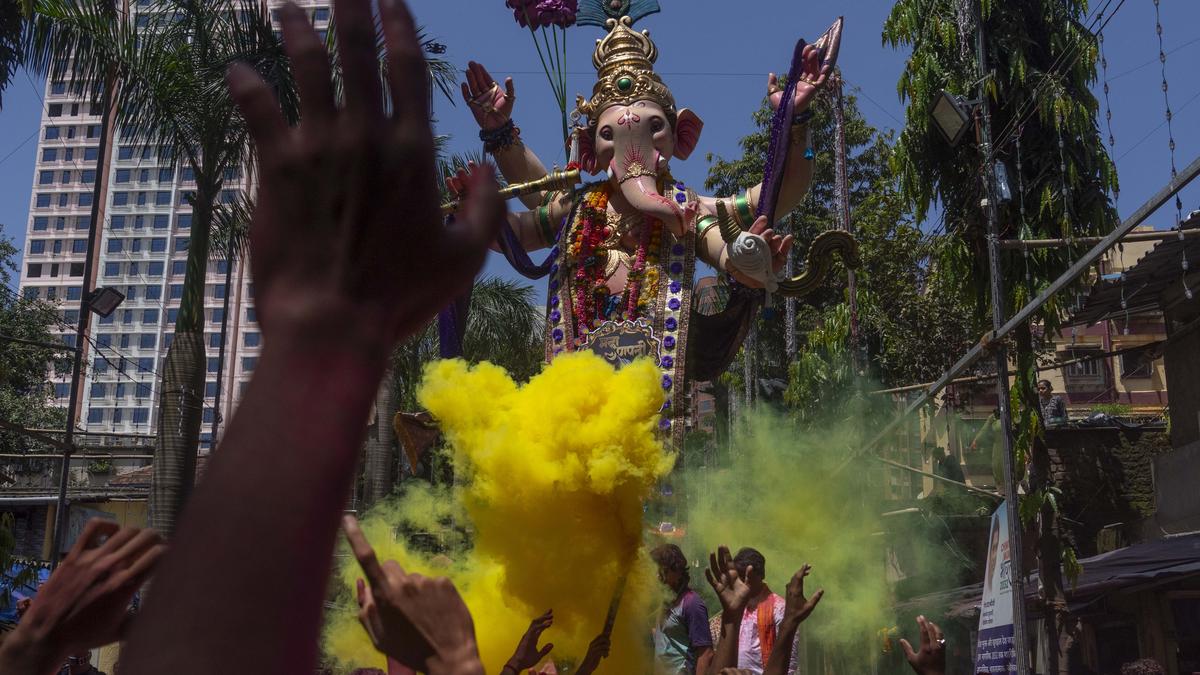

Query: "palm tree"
<box><xmin>25</xmin><ymin>0</ymin><xmax>299</xmax><ymax>538</ymax></box>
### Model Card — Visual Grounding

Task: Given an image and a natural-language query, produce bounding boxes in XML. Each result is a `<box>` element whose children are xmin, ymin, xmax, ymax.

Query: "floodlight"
<box><xmin>87</xmin><ymin>287</ymin><xmax>125</xmax><ymax>318</ymax></box>
<box><xmin>932</xmin><ymin>90</ymin><xmax>973</xmax><ymax>147</ymax></box>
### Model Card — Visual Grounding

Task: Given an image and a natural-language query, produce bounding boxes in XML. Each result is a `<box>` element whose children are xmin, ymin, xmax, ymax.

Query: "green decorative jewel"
<box><xmin>617</xmin><ymin>76</ymin><xmax>633</xmax><ymax>91</ymax></box>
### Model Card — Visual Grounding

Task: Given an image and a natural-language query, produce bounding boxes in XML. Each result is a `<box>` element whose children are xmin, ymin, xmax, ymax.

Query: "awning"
<box><xmin>899</xmin><ymin>530</ymin><xmax>1200</xmax><ymax>619</ymax></box>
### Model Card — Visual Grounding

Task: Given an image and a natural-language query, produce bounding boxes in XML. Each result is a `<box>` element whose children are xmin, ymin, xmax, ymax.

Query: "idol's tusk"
<box><xmin>715</xmin><ymin>200</ymin><xmax>744</xmax><ymax>244</ymax></box>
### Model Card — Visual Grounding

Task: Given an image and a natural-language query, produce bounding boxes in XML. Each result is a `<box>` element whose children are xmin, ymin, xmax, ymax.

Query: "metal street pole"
<box><xmin>975</xmin><ymin>3</ymin><xmax>1031</xmax><ymax>673</ymax></box>
<box><xmin>832</xmin><ymin>74</ymin><xmax>861</xmax><ymax>373</ymax></box>
<box><xmin>49</xmin><ymin>59</ymin><xmax>116</xmax><ymax>568</ymax></box>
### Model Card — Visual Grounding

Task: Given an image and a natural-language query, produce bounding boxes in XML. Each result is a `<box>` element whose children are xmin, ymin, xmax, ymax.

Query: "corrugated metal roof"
<box><xmin>1072</xmin><ymin>214</ymin><xmax>1200</xmax><ymax>325</ymax></box>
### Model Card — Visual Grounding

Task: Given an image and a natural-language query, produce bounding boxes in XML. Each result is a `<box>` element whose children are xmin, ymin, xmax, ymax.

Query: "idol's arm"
<box><xmin>490</xmin><ymin>191</ymin><xmax>575</xmax><ymax>253</ymax></box>
<box><xmin>489</xmin><ymin>142</ymin><xmax>554</xmax><ymax>209</ymax></box>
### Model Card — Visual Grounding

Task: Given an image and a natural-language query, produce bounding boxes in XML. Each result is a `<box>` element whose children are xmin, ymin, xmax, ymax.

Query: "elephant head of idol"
<box><xmin>574</xmin><ymin>17</ymin><xmax>703</xmax><ymax>237</ymax></box>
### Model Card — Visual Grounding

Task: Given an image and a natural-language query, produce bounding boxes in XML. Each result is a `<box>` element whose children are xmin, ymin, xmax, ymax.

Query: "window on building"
<box><xmin>52</xmin><ymin>240</ymin><xmax>63</xmax><ymax>254</ymax></box>
<box><xmin>36</xmin><ymin>194</ymin><xmax>51</xmax><ymax>208</ymax></box>
<box><xmin>142</xmin><ymin>309</ymin><xmax>158</xmax><ymax>323</ymax></box>
<box><xmin>92</xmin><ymin>357</ymin><xmax>108</xmax><ymax>374</ymax></box>
<box><xmin>163</xmin><ymin>333</ymin><xmax>174</xmax><ymax>348</ymax></box>
<box><xmin>71</xmin><ymin>239</ymin><xmax>87</xmax><ymax>253</ymax></box>
<box><xmin>139</xmin><ymin>334</ymin><xmax>156</xmax><ymax>349</ymax></box>
<box><xmin>76</xmin><ymin>216</ymin><xmax>91</xmax><ymax>230</ymax></box>
<box><xmin>42</xmin><ymin>148</ymin><xmax>57</xmax><ymax>162</ymax></box>
<box><xmin>54</xmin><ymin>217</ymin><xmax>66</xmax><ymax>230</ymax></box>
<box><xmin>150</xmin><ymin>238</ymin><xmax>167</xmax><ymax>253</ymax></box>
<box><xmin>211</xmin><ymin>308</ymin><xmax>224</xmax><ymax>323</ymax></box>
<box><xmin>167</xmin><ymin>308</ymin><xmax>179</xmax><ymax>323</ymax></box>
<box><xmin>243</xmin><ymin>332</ymin><xmax>261</xmax><ymax>348</ymax></box>
<box><xmin>132</xmin><ymin>215</ymin><xmax>144</xmax><ymax>230</ymax></box>
<box><xmin>145</xmin><ymin>284</ymin><xmax>162</xmax><ymax>300</ymax></box>
<box><xmin>66</xmin><ymin>286</ymin><xmax>82</xmax><ymax>300</ymax></box>
<box><xmin>119</xmin><ymin>333</ymin><xmax>130</xmax><ymax>349</ymax></box>
<box><xmin>115</xmin><ymin>169</ymin><xmax>130</xmax><ymax>183</ymax></box>
<box><xmin>45</xmin><ymin>126</ymin><xmax>60</xmax><ymax>140</ymax></box>
<box><xmin>215</xmin><ymin>259</ymin><xmax>229</xmax><ymax>274</ymax></box>
<box><xmin>209</xmin><ymin>333</ymin><xmax>222</xmax><ymax>348</ymax></box>
<box><xmin>107</xmin><ymin>239</ymin><xmax>123</xmax><ymax>254</ymax></box>
<box><xmin>220</xmin><ymin>190</ymin><xmax>236</xmax><ymax>204</ymax></box>
<box><xmin>83</xmin><ymin>147</ymin><xmax>99</xmax><ymax>161</ymax></box>
<box><xmin>99</xmin><ymin>313</ymin><xmax>113</xmax><ymax>325</ymax></box>
<box><xmin>112</xmin><ymin>408</ymin><xmax>123</xmax><ymax>423</ymax></box>
<box><xmin>29</xmin><ymin>240</ymin><xmax>46</xmax><ymax>254</ymax></box>
<box><xmin>205</xmin><ymin>381</ymin><xmax>218</xmax><ymax>398</ymax></box>
<box><xmin>96</xmin><ymin>333</ymin><xmax>112</xmax><ymax>347</ymax></box>
<box><xmin>213</xmin><ymin>284</ymin><xmax>226</xmax><ymax>299</ymax></box>
<box><xmin>103</xmin><ymin>262</ymin><xmax>120</xmax><ymax>277</ymax></box>
<box><xmin>110</xmin><ymin>216</ymin><xmax>126</xmax><ymax>230</ymax></box>
<box><xmin>153</xmin><ymin>214</ymin><xmax>169</xmax><ymax>229</ymax></box>
<box><xmin>78</xmin><ymin>193</ymin><xmax>92</xmax><ymax>207</ymax></box>
<box><xmin>137</xmin><ymin>357</ymin><xmax>153</xmax><ymax>374</ymax></box>
<box><xmin>1120</xmin><ymin>349</ymin><xmax>1154</xmax><ymax>379</ymax></box>
<box><xmin>50</xmin><ymin>81</ymin><xmax>66</xmax><ymax>95</ymax></box>
<box><xmin>136</xmin><ymin>192</ymin><xmax>147</xmax><ymax>206</ymax></box>
<box><xmin>69</xmin><ymin>262</ymin><xmax>84</xmax><ymax>277</ymax></box>
<box><xmin>207</xmin><ymin>357</ymin><xmax>219</xmax><ymax>373</ymax></box>
<box><xmin>171</xmin><ymin>260</ymin><xmax>186</xmax><ymax>275</ymax></box>
<box><xmin>155</xmin><ymin>191</ymin><xmax>170</xmax><ymax>206</ymax></box>
<box><xmin>125</xmin><ymin>285</ymin><xmax>137</xmax><ymax>301</ymax></box>
<box><xmin>38</xmin><ymin>170</ymin><xmax>54</xmax><ymax>185</ymax></box>
<box><xmin>129</xmin><ymin>239</ymin><xmax>141</xmax><ymax>253</ymax></box>
<box><xmin>90</xmin><ymin>383</ymin><xmax>107</xmax><ymax>398</ymax></box>
<box><xmin>118</xmin><ymin>146</ymin><xmax>133</xmax><ymax>160</ymax></box>
<box><xmin>169</xmin><ymin>284</ymin><xmax>183</xmax><ymax>299</ymax></box>
<box><xmin>27</xmin><ymin>263</ymin><xmax>42</xmax><ymax>278</ymax></box>
<box><xmin>121</xmin><ymin>309</ymin><xmax>133</xmax><ymax>324</ymax></box>
<box><xmin>176</xmin><ymin>214</ymin><xmax>191</xmax><ymax>229</ymax></box>
<box><xmin>314</xmin><ymin>7</ymin><xmax>330</xmax><ymax>21</ymax></box>
<box><xmin>175</xmin><ymin>237</ymin><xmax>189</xmax><ymax>252</ymax></box>
<box><xmin>23</xmin><ymin>287</ymin><xmax>38</xmax><ymax>300</ymax></box>
<box><xmin>86</xmin><ymin>125</ymin><xmax>100</xmax><ymax>139</ymax></box>
<box><xmin>133</xmin><ymin>408</ymin><xmax>150</xmax><ymax>424</ymax></box>
<box><xmin>48</xmin><ymin>103</ymin><xmax>63</xmax><ymax>117</ymax></box>
<box><xmin>181</xmin><ymin>167</ymin><xmax>194</xmax><ymax>182</ymax></box>
<box><xmin>48</xmin><ymin>265</ymin><xmax>58</xmax><ymax>279</ymax></box>
<box><xmin>148</xmin><ymin>262</ymin><xmax>165</xmax><ymax>278</ymax></box>
<box><xmin>81</xmin><ymin>169</ymin><xmax>96</xmax><ymax>183</ymax></box>
<box><xmin>114</xmin><ymin>383</ymin><xmax>127</xmax><ymax>398</ymax></box>
<box><xmin>87</xmin><ymin>408</ymin><xmax>104</xmax><ymax>424</ymax></box>
<box><xmin>66</xmin><ymin>127</ymin><xmax>76</xmax><ymax>139</ymax></box>
<box><xmin>33</xmin><ymin>217</ymin><xmax>49</xmax><ymax>231</ymax></box>
<box><xmin>158</xmin><ymin>167</ymin><xmax>174</xmax><ymax>182</ymax></box>
<box><xmin>113</xmin><ymin>192</ymin><xmax>129</xmax><ymax>206</ymax></box>
<box><xmin>242</xmin><ymin>356</ymin><xmax>258</xmax><ymax>372</ymax></box>
<box><xmin>203</xmin><ymin>408</ymin><xmax>215</xmax><ymax>424</ymax></box>
<box><xmin>54</xmin><ymin>383</ymin><xmax>70</xmax><ymax>398</ymax></box>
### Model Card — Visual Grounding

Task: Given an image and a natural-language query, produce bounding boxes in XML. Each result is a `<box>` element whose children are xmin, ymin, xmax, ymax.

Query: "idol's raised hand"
<box><xmin>462</xmin><ymin>61</ymin><xmax>516</xmax><ymax>131</ymax></box>
<box><xmin>228</xmin><ymin>0</ymin><xmax>503</xmax><ymax>352</ymax></box>
<box><xmin>767</xmin><ymin>17</ymin><xmax>843</xmax><ymax>112</ymax></box>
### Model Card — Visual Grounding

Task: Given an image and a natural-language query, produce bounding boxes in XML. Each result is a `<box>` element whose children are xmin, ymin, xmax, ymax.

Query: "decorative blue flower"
<box><xmin>667</xmin><ymin>298</ymin><xmax>681</xmax><ymax>311</ymax></box>
<box><xmin>665</xmin><ymin>317</ymin><xmax>677</xmax><ymax>331</ymax></box>
<box><xmin>669</xmin><ymin>262</ymin><xmax>683</xmax><ymax>274</ymax></box>
<box><xmin>550</xmin><ymin>295</ymin><xmax>559</xmax><ymax>307</ymax></box>
<box><xmin>661</xmin><ymin>398</ymin><xmax>672</xmax><ymax>410</ymax></box>
<box><xmin>550</xmin><ymin>279</ymin><xmax>559</xmax><ymax>291</ymax></box>
<box><xmin>659</xmin><ymin>418</ymin><xmax>672</xmax><ymax>430</ymax></box>
<box><xmin>552</xmin><ymin>328</ymin><xmax>564</xmax><ymax>343</ymax></box>
<box><xmin>669</xmin><ymin>280</ymin><xmax>682</xmax><ymax>293</ymax></box>
<box><xmin>660</xmin><ymin>355</ymin><xmax>674</xmax><ymax>369</ymax></box>
<box><xmin>662</xmin><ymin>374</ymin><xmax>673</xmax><ymax>390</ymax></box>
<box><xmin>675</xmin><ymin>192</ymin><xmax>687</xmax><ymax>204</ymax></box>
<box><xmin>550</xmin><ymin>263</ymin><xmax>559</xmax><ymax>275</ymax></box>
<box><xmin>672</xmin><ymin>243</ymin><xmax>685</xmax><ymax>256</ymax></box>
<box><xmin>549</xmin><ymin>309</ymin><xmax>561</xmax><ymax>323</ymax></box>
<box><xmin>663</xmin><ymin>335</ymin><xmax>676</xmax><ymax>349</ymax></box>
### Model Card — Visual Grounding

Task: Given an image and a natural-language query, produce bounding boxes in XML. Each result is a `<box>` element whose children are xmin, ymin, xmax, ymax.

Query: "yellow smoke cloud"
<box><xmin>324</xmin><ymin>353</ymin><xmax>675</xmax><ymax>673</ymax></box>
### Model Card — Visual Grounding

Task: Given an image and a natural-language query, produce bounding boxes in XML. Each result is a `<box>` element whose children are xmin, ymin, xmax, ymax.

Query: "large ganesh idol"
<box><xmin>447</xmin><ymin>0</ymin><xmax>857</xmax><ymax>441</ymax></box>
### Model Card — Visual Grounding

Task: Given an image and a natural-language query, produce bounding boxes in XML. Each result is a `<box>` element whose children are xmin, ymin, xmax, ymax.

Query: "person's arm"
<box><xmin>703</xmin><ymin>547</ymin><xmax>753</xmax><ymax>674</ymax></box>
<box><xmin>900</xmin><ymin>616</ymin><xmax>946</xmax><ymax>675</ymax></box>
<box><xmin>500</xmin><ymin>610</ymin><xmax>555</xmax><ymax>674</ymax></box>
<box><xmin>763</xmin><ymin>565</ymin><xmax>824</xmax><ymax>675</ymax></box>
<box><xmin>0</xmin><ymin>520</ymin><xmax>164</xmax><ymax>675</ymax></box>
<box><xmin>695</xmin><ymin>645</ymin><xmax>715</xmax><ymax>675</ymax></box>
<box><xmin>574</xmin><ymin>632</ymin><xmax>612</xmax><ymax>675</ymax></box>
<box><xmin>117</xmin><ymin>1</ymin><xmax>502</xmax><ymax>673</ymax></box>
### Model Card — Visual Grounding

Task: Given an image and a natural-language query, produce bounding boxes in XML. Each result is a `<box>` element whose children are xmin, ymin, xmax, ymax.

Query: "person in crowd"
<box><xmin>1037</xmin><ymin>380</ymin><xmax>1067</xmax><ymax>425</ymax></box>
<box><xmin>502</xmin><ymin>609</ymin><xmax>555</xmax><ymax>674</ymax></box>
<box><xmin>726</xmin><ymin>547</ymin><xmax>800</xmax><ymax>674</ymax></box>
<box><xmin>652</xmin><ymin>544</ymin><xmax>714</xmax><ymax>674</ymax></box>
<box><xmin>0</xmin><ymin>519</ymin><xmax>164</xmax><ymax>675</ymax></box>
<box><xmin>109</xmin><ymin>0</ymin><xmax>504</xmax><ymax>671</ymax></box>
<box><xmin>1121</xmin><ymin>658</ymin><xmax>1166</xmax><ymax>675</ymax></box>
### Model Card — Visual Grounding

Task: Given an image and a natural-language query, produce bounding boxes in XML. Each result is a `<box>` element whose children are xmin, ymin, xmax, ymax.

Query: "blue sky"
<box><xmin>2</xmin><ymin>0</ymin><xmax>1198</xmax><ymax>285</ymax></box>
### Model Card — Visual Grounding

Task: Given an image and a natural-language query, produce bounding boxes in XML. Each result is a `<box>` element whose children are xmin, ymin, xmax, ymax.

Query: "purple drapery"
<box><xmin>437</xmin><ymin>213</ymin><xmax>559</xmax><ymax>358</ymax></box>
<box><xmin>758</xmin><ymin>37</ymin><xmax>809</xmax><ymax>225</ymax></box>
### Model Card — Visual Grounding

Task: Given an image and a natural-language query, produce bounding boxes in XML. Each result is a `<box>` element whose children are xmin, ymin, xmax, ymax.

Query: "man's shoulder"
<box><xmin>680</xmin><ymin>589</ymin><xmax>709</xmax><ymax>614</ymax></box>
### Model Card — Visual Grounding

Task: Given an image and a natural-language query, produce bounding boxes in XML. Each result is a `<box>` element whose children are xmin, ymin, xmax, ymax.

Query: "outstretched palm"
<box><xmin>462</xmin><ymin>61</ymin><xmax>515</xmax><ymax>130</ymax></box>
<box><xmin>768</xmin><ymin>19</ymin><xmax>842</xmax><ymax>112</ymax></box>
<box><xmin>705</xmin><ymin>546</ymin><xmax>753</xmax><ymax>614</ymax></box>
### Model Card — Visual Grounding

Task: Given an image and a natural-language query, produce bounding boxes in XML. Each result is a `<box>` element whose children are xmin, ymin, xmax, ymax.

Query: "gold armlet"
<box><xmin>697</xmin><ymin>215</ymin><xmax>720</xmax><ymax>239</ymax></box>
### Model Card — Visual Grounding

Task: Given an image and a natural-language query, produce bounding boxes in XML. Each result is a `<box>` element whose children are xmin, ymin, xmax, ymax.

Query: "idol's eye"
<box><xmin>650</xmin><ymin>117</ymin><xmax>665</xmax><ymax>133</ymax></box>
<box><xmin>600</xmin><ymin>126</ymin><xmax>614</xmax><ymax>141</ymax></box>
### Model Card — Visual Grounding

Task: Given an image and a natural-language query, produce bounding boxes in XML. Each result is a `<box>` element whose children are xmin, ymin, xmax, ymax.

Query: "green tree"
<box><xmin>24</xmin><ymin>0</ymin><xmax>299</xmax><ymax>538</ymax></box>
<box><xmin>884</xmin><ymin>2</ymin><xmax>1118</xmax><ymax>671</ymax></box>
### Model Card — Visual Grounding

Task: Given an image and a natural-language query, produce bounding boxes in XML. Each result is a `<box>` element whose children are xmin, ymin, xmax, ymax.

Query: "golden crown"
<box><xmin>575</xmin><ymin>16</ymin><xmax>676</xmax><ymax>125</ymax></box>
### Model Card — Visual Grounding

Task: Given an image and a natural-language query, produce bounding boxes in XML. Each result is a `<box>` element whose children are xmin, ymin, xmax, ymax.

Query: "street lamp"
<box><xmin>931</xmin><ymin>90</ymin><xmax>974</xmax><ymax>147</ymax></box>
<box><xmin>86</xmin><ymin>287</ymin><xmax>125</xmax><ymax>318</ymax></box>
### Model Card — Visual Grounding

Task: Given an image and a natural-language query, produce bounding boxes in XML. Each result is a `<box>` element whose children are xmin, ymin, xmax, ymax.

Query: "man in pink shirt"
<box><xmin>733</xmin><ymin>548</ymin><xmax>800</xmax><ymax>674</ymax></box>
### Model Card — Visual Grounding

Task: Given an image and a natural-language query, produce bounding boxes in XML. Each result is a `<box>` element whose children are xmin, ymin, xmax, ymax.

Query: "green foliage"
<box><xmin>1</xmin><ymin>512</ymin><xmax>39</xmax><ymax>608</ymax></box>
<box><xmin>391</xmin><ymin>277</ymin><xmax>546</xmax><ymax>412</ymax></box>
<box><xmin>883</xmin><ymin>0</ymin><xmax>1118</xmax><ymax>333</ymax></box>
<box><xmin>0</xmin><ymin>227</ymin><xmax>68</xmax><ymax>461</ymax></box>
<box><xmin>1090</xmin><ymin>402</ymin><xmax>1133</xmax><ymax>417</ymax></box>
<box><xmin>1062</xmin><ymin>544</ymin><xmax>1082</xmax><ymax>588</ymax></box>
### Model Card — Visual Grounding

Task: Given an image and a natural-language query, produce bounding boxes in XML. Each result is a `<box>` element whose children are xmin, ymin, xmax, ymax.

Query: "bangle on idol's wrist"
<box><xmin>481</xmin><ymin>119</ymin><xmax>520</xmax><ymax>154</ymax></box>
<box><xmin>733</xmin><ymin>189</ymin><xmax>754</xmax><ymax>229</ymax></box>
<box><xmin>535</xmin><ymin>205</ymin><xmax>555</xmax><ymax>246</ymax></box>
<box><xmin>697</xmin><ymin>215</ymin><xmax>720</xmax><ymax>239</ymax></box>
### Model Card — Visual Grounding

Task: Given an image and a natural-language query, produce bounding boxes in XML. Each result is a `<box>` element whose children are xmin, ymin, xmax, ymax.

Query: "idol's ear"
<box><xmin>673</xmin><ymin>109</ymin><xmax>704</xmax><ymax>161</ymax></box>
<box><xmin>578</xmin><ymin>128</ymin><xmax>599</xmax><ymax>174</ymax></box>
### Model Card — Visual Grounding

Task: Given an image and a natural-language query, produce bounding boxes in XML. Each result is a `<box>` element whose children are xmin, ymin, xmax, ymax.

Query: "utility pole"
<box><xmin>975</xmin><ymin>3</ymin><xmax>1031</xmax><ymax>673</ymax></box>
<box><xmin>785</xmin><ymin>213</ymin><xmax>797</xmax><ymax>360</ymax></box>
<box><xmin>49</xmin><ymin>40</ymin><xmax>117</xmax><ymax>567</ymax></box>
<box><xmin>832</xmin><ymin>73</ymin><xmax>861</xmax><ymax>372</ymax></box>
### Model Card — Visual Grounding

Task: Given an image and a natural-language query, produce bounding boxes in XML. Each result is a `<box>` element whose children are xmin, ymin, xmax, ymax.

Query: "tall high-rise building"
<box><xmin>17</xmin><ymin>1</ymin><xmax>332</xmax><ymax>456</ymax></box>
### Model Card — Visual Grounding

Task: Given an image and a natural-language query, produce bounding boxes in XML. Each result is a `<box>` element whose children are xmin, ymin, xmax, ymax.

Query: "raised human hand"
<box><xmin>705</xmin><ymin>545</ymin><xmax>753</xmax><ymax>616</ymax></box>
<box><xmin>899</xmin><ymin>615</ymin><xmax>946</xmax><ymax>675</ymax></box>
<box><xmin>574</xmin><ymin>632</ymin><xmax>612</xmax><ymax>675</ymax></box>
<box><xmin>0</xmin><ymin>519</ymin><xmax>164</xmax><ymax>673</ymax></box>
<box><xmin>344</xmin><ymin>516</ymin><xmax>483</xmax><ymax>675</ymax></box>
<box><xmin>767</xmin><ymin>18</ymin><xmax>842</xmax><ymax>113</ymax></box>
<box><xmin>462</xmin><ymin>61</ymin><xmax>516</xmax><ymax>131</ymax></box>
<box><xmin>781</xmin><ymin>564</ymin><xmax>824</xmax><ymax>626</ymax></box>
<box><xmin>503</xmin><ymin>609</ymin><xmax>555</xmax><ymax>673</ymax></box>
<box><xmin>228</xmin><ymin>0</ymin><xmax>503</xmax><ymax>354</ymax></box>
